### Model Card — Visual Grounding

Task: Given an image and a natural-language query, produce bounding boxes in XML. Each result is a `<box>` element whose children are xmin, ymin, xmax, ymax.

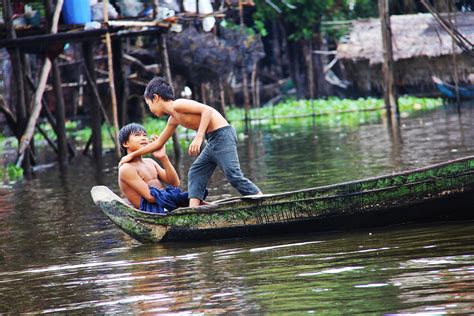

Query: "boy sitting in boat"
<box><xmin>118</xmin><ymin>123</ymin><xmax>195</xmax><ymax>213</ymax></box>
<box><xmin>119</xmin><ymin>76</ymin><xmax>262</xmax><ymax>207</ymax></box>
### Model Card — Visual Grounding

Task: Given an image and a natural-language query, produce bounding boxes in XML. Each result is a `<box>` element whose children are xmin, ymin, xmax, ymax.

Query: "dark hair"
<box><xmin>118</xmin><ymin>123</ymin><xmax>147</xmax><ymax>156</ymax></box>
<box><xmin>143</xmin><ymin>76</ymin><xmax>174</xmax><ymax>101</ymax></box>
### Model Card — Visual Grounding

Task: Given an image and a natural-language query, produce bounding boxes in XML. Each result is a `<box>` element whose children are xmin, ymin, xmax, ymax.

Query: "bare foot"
<box><xmin>200</xmin><ymin>200</ymin><xmax>215</xmax><ymax>205</ymax></box>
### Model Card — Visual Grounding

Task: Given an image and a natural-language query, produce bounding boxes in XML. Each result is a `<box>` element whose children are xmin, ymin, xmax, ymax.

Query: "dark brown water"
<box><xmin>1</xmin><ymin>103</ymin><xmax>474</xmax><ymax>314</ymax></box>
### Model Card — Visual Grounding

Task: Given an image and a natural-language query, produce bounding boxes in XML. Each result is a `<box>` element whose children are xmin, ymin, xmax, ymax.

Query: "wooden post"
<box><xmin>201</xmin><ymin>83</ymin><xmax>207</xmax><ymax>104</ymax></box>
<box><xmin>80</xmin><ymin>62</ymin><xmax>117</xmax><ymax>146</ymax></box>
<box><xmin>104</xmin><ymin>0</ymin><xmax>121</xmax><ymax>158</ymax></box>
<box><xmin>16</xmin><ymin>0</ymin><xmax>63</xmax><ymax>168</ymax></box>
<box><xmin>112</xmin><ymin>38</ymin><xmax>128</xmax><ymax>126</ymax></box>
<box><xmin>51</xmin><ymin>60</ymin><xmax>68</xmax><ymax>169</ymax></box>
<box><xmin>82</xmin><ymin>41</ymin><xmax>103</xmax><ymax>161</ymax></box>
<box><xmin>251</xmin><ymin>62</ymin><xmax>258</xmax><ymax>107</ymax></box>
<box><xmin>305</xmin><ymin>40</ymin><xmax>315</xmax><ymax>99</ymax></box>
<box><xmin>378</xmin><ymin>0</ymin><xmax>398</xmax><ymax>118</ymax></box>
<box><xmin>448</xmin><ymin>0</ymin><xmax>461</xmax><ymax>111</ymax></box>
<box><xmin>159</xmin><ymin>34</ymin><xmax>182</xmax><ymax>158</ymax></box>
<box><xmin>218</xmin><ymin>79</ymin><xmax>227</xmax><ymax>119</ymax></box>
<box><xmin>239</xmin><ymin>0</ymin><xmax>251</xmax><ymax>122</ymax></box>
<box><xmin>3</xmin><ymin>0</ymin><xmax>32</xmax><ymax>173</ymax></box>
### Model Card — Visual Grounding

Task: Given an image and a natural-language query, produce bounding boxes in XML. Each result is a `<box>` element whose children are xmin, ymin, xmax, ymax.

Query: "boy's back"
<box><xmin>167</xmin><ymin>98</ymin><xmax>229</xmax><ymax>133</ymax></box>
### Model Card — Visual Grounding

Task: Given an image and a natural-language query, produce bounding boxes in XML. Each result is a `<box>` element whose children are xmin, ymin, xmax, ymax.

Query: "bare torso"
<box><xmin>119</xmin><ymin>158</ymin><xmax>163</xmax><ymax>208</ymax></box>
<box><xmin>171</xmin><ymin>99</ymin><xmax>229</xmax><ymax>132</ymax></box>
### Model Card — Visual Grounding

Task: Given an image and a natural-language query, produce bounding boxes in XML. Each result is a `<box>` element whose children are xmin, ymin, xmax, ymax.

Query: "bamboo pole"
<box><xmin>378</xmin><ymin>0</ymin><xmax>398</xmax><ymax>119</ymax></box>
<box><xmin>16</xmin><ymin>0</ymin><xmax>63</xmax><ymax>168</ymax></box>
<box><xmin>104</xmin><ymin>0</ymin><xmax>121</xmax><ymax>158</ymax></box>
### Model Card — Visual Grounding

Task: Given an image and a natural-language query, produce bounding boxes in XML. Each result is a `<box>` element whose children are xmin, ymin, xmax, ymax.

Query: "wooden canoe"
<box><xmin>91</xmin><ymin>156</ymin><xmax>474</xmax><ymax>243</ymax></box>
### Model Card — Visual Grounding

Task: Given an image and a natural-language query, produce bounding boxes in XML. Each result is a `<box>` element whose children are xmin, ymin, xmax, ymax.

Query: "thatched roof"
<box><xmin>337</xmin><ymin>12</ymin><xmax>474</xmax><ymax>64</ymax></box>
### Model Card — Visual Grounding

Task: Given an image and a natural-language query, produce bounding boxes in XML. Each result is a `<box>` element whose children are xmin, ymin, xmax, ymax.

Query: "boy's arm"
<box><xmin>119</xmin><ymin>118</ymin><xmax>177</xmax><ymax>166</ymax></box>
<box><xmin>173</xmin><ymin>99</ymin><xmax>213</xmax><ymax>156</ymax></box>
<box><xmin>150</xmin><ymin>147</ymin><xmax>180</xmax><ymax>187</ymax></box>
<box><xmin>119</xmin><ymin>165</ymin><xmax>156</xmax><ymax>203</ymax></box>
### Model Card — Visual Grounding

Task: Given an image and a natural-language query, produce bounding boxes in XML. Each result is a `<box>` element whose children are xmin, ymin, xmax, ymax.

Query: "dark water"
<box><xmin>1</xmin><ymin>103</ymin><xmax>474</xmax><ymax>313</ymax></box>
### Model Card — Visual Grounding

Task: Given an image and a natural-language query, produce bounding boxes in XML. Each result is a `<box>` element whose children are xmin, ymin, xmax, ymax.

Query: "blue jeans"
<box><xmin>188</xmin><ymin>126</ymin><xmax>260</xmax><ymax>200</ymax></box>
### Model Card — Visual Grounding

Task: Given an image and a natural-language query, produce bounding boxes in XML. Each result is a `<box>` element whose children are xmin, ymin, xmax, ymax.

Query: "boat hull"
<box><xmin>91</xmin><ymin>156</ymin><xmax>474</xmax><ymax>243</ymax></box>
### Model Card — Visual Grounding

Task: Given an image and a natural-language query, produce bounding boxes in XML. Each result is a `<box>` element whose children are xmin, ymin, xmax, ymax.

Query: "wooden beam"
<box><xmin>0</xmin><ymin>29</ymin><xmax>108</xmax><ymax>49</ymax></box>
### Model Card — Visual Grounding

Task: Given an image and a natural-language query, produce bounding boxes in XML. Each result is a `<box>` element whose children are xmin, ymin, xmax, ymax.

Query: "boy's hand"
<box><xmin>119</xmin><ymin>154</ymin><xmax>133</xmax><ymax>167</ymax></box>
<box><xmin>150</xmin><ymin>135</ymin><xmax>167</xmax><ymax>159</ymax></box>
<box><xmin>152</xmin><ymin>146</ymin><xmax>167</xmax><ymax>159</ymax></box>
<box><xmin>188</xmin><ymin>135</ymin><xmax>203</xmax><ymax>157</ymax></box>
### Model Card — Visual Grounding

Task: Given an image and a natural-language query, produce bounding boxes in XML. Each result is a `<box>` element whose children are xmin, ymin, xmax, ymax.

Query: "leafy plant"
<box><xmin>0</xmin><ymin>163</ymin><xmax>24</xmax><ymax>183</ymax></box>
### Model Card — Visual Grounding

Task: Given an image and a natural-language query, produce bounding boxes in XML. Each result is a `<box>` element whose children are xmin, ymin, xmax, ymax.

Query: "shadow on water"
<box><xmin>0</xmin><ymin>101</ymin><xmax>473</xmax><ymax>313</ymax></box>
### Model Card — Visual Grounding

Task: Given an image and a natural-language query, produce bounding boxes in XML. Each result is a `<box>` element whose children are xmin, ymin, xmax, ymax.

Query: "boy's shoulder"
<box><xmin>172</xmin><ymin>98</ymin><xmax>204</xmax><ymax>108</ymax></box>
<box><xmin>119</xmin><ymin>162</ymin><xmax>137</xmax><ymax>174</ymax></box>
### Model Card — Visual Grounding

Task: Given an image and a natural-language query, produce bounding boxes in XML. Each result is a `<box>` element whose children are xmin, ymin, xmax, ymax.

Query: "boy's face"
<box><xmin>145</xmin><ymin>95</ymin><xmax>165</xmax><ymax>117</ymax></box>
<box><xmin>123</xmin><ymin>130</ymin><xmax>149</xmax><ymax>153</ymax></box>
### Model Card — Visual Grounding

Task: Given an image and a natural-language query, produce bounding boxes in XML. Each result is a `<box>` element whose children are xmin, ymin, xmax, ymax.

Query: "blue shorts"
<box><xmin>140</xmin><ymin>186</ymin><xmax>188</xmax><ymax>214</ymax></box>
<box><xmin>188</xmin><ymin>126</ymin><xmax>260</xmax><ymax>200</ymax></box>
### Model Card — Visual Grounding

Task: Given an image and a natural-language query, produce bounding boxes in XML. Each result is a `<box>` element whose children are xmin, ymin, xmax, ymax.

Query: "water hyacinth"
<box><xmin>226</xmin><ymin>97</ymin><xmax>443</xmax><ymax>122</ymax></box>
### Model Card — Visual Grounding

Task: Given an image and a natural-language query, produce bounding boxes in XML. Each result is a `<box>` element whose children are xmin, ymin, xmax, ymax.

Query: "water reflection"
<box><xmin>0</xmin><ymin>102</ymin><xmax>474</xmax><ymax>313</ymax></box>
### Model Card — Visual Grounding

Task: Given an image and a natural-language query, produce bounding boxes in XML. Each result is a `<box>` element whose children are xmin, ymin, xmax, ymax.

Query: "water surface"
<box><xmin>0</xmin><ymin>102</ymin><xmax>473</xmax><ymax>313</ymax></box>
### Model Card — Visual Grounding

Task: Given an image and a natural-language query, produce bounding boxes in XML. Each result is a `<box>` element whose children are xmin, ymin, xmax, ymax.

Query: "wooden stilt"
<box><xmin>0</xmin><ymin>96</ymin><xmax>17</xmax><ymax>135</ymax></box>
<box><xmin>159</xmin><ymin>34</ymin><xmax>182</xmax><ymax>158</ymax></box>
<box><xmin>80</xmin><ymin>62</ymin><xmax>117</xmax><ymax>147</ymax></box>
<box><xmin>52</xmin><ymin>60</ymin><xmax>68</xmax><ymax>168</ymax></box>
<box><xmin>304</xmin><ymin>40</ymin><xmax>315</xmax><ymax>99</ymax></box>
<box><xmin>16</xmin><ymin>0</ymin><xmax>63</xmax><ymax>168</ymax></box>
<box><xmin>83</xmin><ymin>134</ymin><xmax>93</xmax><ymax>156</ymax></box>
<box><xmin>112</xmin><ymin>39</ymin><xmax>128</xmax><ymax>126</ymax></box>
<box><xmin>448</xmin><ymin>0</ymin><xmax>461</xmax><ymax>112</ymax></box>
<box><xmin>218</xmin><ymin>79</ymin><xmax>227</xmax><ymax>119</ymax></box>
<box><xmin>238</xmin><ymin>0</ymin><xmax>250</xmax><ymax>121</ymax></box>
<box><xmin>82</xmin><ymin>41</ymin><xmax>103</xmax><ymax>161</ymax></box>
<box><xmin>3</xmin><ymin>0</ymin><xmax>31</xmax><ymax>174</ymax></box>
<box><xmin>378</xmin><ymin>0</ymin><xmax>398</xmax><ymax>119</ymax></box>
<box><xmin>37</xmin><ymin>124</ymin><xmax>58</xmax><ymax>154</ymax></box>
<box><xmin>104</xmin><ymin>0</ymin><xmax>121</xmax><ymax>158</ymax></box>
<box><xmin>251</xmin><ymin>62</ymin><xmax>259</xmax><ymax>107</ymax></box>
<box><xmin>201</xmin><ymin>83</ymin><xmax>207</xmax><ymax>104</ymax></box>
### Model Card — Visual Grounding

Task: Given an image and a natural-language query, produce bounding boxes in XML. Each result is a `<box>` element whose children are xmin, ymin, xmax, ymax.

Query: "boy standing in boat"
<box><xmin>118</xmin><ymin>123</ymin><xmax>190</xmax><ymax>213</ymax></box>
<box><xmin>119</xmin><ymin>76</ymin><xmax>261</xmax><ymax>207</ymax></box>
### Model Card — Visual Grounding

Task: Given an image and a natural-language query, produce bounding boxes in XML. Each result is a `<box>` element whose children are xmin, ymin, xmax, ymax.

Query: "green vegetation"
<box><xmin>0</xmin><ymin>163</ymin><xmax>24</xmax><ymax>183</ymax></box>
<box><xmin>0</xmin><ymin>97</ymin><xmax>444</xmax><ymax>171</ymax></box>
<box><xmin>227</xmin><ymin>97</ymin><xmax>443</xmax><ymax>122</ymax></box>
